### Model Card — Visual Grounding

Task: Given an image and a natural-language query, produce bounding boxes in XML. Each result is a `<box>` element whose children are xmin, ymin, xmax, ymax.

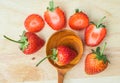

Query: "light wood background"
<box><xmin>0</xmin><ymin>0</ymin><xmax>120</xmax><ymax>83</ymax></box>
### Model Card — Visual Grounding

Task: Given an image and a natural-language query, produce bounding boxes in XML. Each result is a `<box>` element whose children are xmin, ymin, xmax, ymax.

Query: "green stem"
<box><xmin>3</xmin><ymin>35</ymin><xmax>23</xmax><ymax>44</ymax></box>
<box><xmin>101</xmin><ymin>42</ymin><xmax>107</xmax><ymax>55</ymax></box>
<box><xmin>96</xmin><ymin>16</ymin><xmax>106</xmax><ymax>28</ymax></box>
<box><xmin>47</xmin><ymin>0</ymin><xmax>55</xmax><ymax>11</ymax></box>
<box><xmin>36</xmin><ymin>55</ymin><xmax>52</xmax><ymax>67</ymax></box>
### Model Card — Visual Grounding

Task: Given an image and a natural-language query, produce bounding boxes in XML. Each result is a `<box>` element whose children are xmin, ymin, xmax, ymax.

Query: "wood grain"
<box><xmin>0</xmin><ymin>0</ymin><xmax>120</xmax><ymax>82</ymax></box>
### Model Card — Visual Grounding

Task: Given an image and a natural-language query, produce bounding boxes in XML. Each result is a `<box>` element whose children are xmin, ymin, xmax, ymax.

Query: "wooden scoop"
<box><xmin>46</xmin><ymin>30</ymin><xmax>83</xmax><ymax>83</ymax></box>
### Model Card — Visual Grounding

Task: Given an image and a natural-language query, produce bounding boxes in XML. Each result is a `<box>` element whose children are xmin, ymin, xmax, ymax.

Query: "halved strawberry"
<box><xmin>85</xmin><ymin>42</ymin><xmax>109</xmax><ymax>75</ymax></box>
<box><xmin>44</xmin><ymin>0</ymin><xmax>66</xmax><ymax>30</ymax></box>
<box><xmin>85</xmin><ymin>16</ymin><xmax>107</xmax><ymax>46</ymax></box>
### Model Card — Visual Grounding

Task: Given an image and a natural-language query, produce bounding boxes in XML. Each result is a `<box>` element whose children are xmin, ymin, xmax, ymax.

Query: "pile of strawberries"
<box><xmin>4</xmin><ymin>0</ymin><xmax>109</xmax><ymax>75</ymax></box>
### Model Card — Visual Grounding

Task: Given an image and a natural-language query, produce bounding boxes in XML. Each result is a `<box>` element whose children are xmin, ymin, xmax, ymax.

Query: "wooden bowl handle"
<box><xmin>58</xmin><ymin>69</ymin><xmax>66</xmax><ymax>83</ymax></box>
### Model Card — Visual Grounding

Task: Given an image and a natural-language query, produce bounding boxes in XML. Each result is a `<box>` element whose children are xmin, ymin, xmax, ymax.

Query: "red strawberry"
<box><xmin>51</xmin><ymin>45</ymin><xmax>77</xmax><ymax>66</ymax></box>
<box><xmin>69</xmin><ymin>9</ymin><xmax>89</xmax><ymax>30</ymax></box>
<box><xmin>4</xmin><ymin>31</ymin><xmax>45</xmax><ymax>54</ymax></box>
<box><xmin>24</xmin><ymin>14</ymin><xmax>45</xmax><ymax>32</ymax></box>
<box><xmin>85</xmin><ymin>16</ymin><xmax>107</xmax><ymax>46</ymax></box>
<box><xmin>36</xmin><ymin>45</ymin><xmax>77</xmax><ymax>66</ymax></box>
<box><xmin>44</xmin><ymin>0</ymin><xmax>66</xmax><ymax>30</ymax></box>
<box><xmin>85</xmin><ymin>43</ymin><xmax>109</xmax><ymax>75</ymax></box>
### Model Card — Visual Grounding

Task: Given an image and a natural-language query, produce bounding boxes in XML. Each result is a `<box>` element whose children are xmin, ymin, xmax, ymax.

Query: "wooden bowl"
<box><xmin>46</xmin><ymin>29</ymin><xmax>83</xmax><ymax>83</ymax></box>
<box><xmin>46</xmin><ymin>29</ymin><xmax>83</xmax><ymax>69</ymax></box>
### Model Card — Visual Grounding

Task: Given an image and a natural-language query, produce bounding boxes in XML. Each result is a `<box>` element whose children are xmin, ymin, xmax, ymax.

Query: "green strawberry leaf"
<box><xmin>96</xmin><ymin>47</ymin><xmax>101</xmax><ymax>56</ymax></box>
<box><xmin>19</xmin><ymin>31</ymin><xmax>29</xmax><ymax>51</ymax></box>
<box><xmin>50</xmin><ymin>48</ymin><xmax>58</xmax><ymax>62</ymax></box>
<box><xmin>98</xmin><ymin>24</ymin><xmax>106</xmax><ymax>28</ymax></box>
<box><xmin>92</xmin><ymin>42</ymin><xmax>109</xmax><ymax>64</ymax></box>
<box><xmin>96</xmin><ymin>16</ymin><xmax>106</xmax><ymax>28</ymax></box>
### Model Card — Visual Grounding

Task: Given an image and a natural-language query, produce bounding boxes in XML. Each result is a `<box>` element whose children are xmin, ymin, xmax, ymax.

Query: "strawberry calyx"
<box><xmin>90</xmin><ymin>16</ymin><xmax>106</xmax><ymax>28</ymax></box>
<box><xmin>47</xmin><ymin>0</ymin><xmax>56</xmax><ymax>12</ymax></box>
<box><xmin>3</xmin><ymin>31</ymin><xmax>29</xmax><ymax>51</ymax></box>
<box><xmin>50</xmin><ymin>48</ymin><xmax>58</xmax><ymax>62</ymax></box>
<box><xmin>75</xmin><ymin>9</ymin><xmax>80</xmax><ymax>13</ymax></box>
<box><xmin>75</xmin><ymin>9</ymin><xmax>82</xmax><ymax>13</ymax></box>
<box><xmin>36</xmin><ymin>48</ymin><xmax>58</xmax><ymax>67</ymax></box>
<box><xmin>91</xmin><ymin>42</ymin><xmax>109</xmax><ymax>63</ymax></box>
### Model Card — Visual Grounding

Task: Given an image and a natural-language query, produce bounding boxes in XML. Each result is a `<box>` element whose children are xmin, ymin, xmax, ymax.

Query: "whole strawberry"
<box><xmin>36</xmin><ymin>45</ymin><xmax>77</xmax><ymax>66</ymax></box>
<box><xmin>69</xmin><ymin>9</ymin><xmax>89</xmax><ymax>30</ymax></box>
<box><xmin>4</xmin><ymin>31</ymin><xmax>45</xmax><ymax>54</ymax></box>
<box><xmin>44</xmin><ymin>0</ymin><xmax>66</xmax><ymax>30</ymax></box>
<box><xmin>51</xmin><ymin>45</ymin><xmax>77</xmax><ymax>66</ymax></box>
<box><xmin>85</xmin><ymin>42</ymin><xmax>109</xmax><ymax>75</ymax></box>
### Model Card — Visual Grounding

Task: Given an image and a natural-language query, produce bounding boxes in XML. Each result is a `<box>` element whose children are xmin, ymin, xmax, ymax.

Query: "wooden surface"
<box><xmin>0</xmin><ymin>0</ymin><xmax>120</xmax><ymax>83</ymax></box>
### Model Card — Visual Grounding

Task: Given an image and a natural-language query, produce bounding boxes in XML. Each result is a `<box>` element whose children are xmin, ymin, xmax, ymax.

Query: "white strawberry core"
<box><xmin>49</xmin><ymin>12</ymin><xmax>60</xmax><ymax>25</ymax></box>
<box><xmin>75</xmin><ymin>19</ymin><xmax>83</xmax><ymax>26</ymax></box>
<box><xmin>30</xmin><ymin>19</ymin><xmax>39</xmax><ymax>27</ymax></box>
<box><xmin>88</xmin><ymin>27</ymin><xmax>102</xmax><ymax>44</ymax></box>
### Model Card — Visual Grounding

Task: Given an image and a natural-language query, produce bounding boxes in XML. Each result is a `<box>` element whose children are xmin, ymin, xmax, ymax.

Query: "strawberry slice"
<box><xmin>44</xmin><ymin>0</ymin><xmax>66</xmax><ymax>30</ymax></box>
<box><xmin>24</xmin><ymin>14</ymin><xmax>45</xmax><ymax>32</ymax></box>
<box><xmin>85</xmin><ymin>16</ymin><xmax>107</xmax><ymax>46</ymax></box>
<box><xmin>69</xmin><ymin>9</ymin><xmax>89</xmax><ymax>30</ymax></box>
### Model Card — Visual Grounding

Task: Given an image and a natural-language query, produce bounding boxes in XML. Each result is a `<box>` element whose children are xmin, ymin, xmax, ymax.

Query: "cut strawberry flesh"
<box><xmin>89</xmin><ymin>27</ymin><xmax>101</xmax><ymax>44</ymax></box>
<box><xmin>48</xmin><ymin>11</ymin><xmax>60</xmax><ymax>25</ymax></box>
<box><xmin>30</xmin><ymin>19</ymin><xmax>39</xmax><ymax>28</ymax></box>
<box><xmin>85</xmin><ymin>24</ymin><xmax>106</xmax><ymax>46</ymax></box>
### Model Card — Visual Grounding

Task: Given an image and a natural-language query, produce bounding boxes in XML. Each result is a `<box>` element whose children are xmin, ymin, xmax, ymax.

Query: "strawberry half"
<box><xmin>85</xmin><ymin>42</ymin><xmax>109</xmax><ymax>75</ymax></box>
<box><xmin>85</xmin><ymin>16</ymin><xmax>107</xmax><ymax>46</ymax></box>
<box><xmin>36</xmin><ymin>45</ymin><xmax>77</xmax><ymax>67</ymax></box>
<box><xmin>44</xmin><ymin>0</ymin><xmax>66</xmax><ymax>30</ymax></box>
<box><xmin>69</xmin><ymin>9</ymin><xmax>89</xmax><ymax>30</ymax></box>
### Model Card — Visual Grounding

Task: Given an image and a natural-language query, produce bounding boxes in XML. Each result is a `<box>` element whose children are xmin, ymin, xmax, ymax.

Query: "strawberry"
<box><xmin>3</xmin><ymin>31</ymin><xmax>45</xmax><ymax>54</ymax></box>
<box><xmin>51</xmin><ymin>45</ymin><xmax>77</xmax><ymax>66</ymax></box>
<box><xmin>24</xmin><ymin>14</ymin><xmax>45</xmax><ymax>32</ymax></box>
<box><xmin>85</xmin><ymin>42</ymin><xmax>109</xmax><ymax>75</ymax></box>
<box><xmin>85</xmin><ymin>16</ymin><xmax>107</xmax><ymax>46</ymax></box>
<box><xmin>36</xmin><ymin>45</ymin><xmax>77</xmax><ymax>66</ymax></box>
<box><xmin>69</xmin><ymin>9</ymin><xmax>89</xmax><ymax>30</ymax></box>
<box><xmin>44</xmin><ymin>0</ymin><xmax>66</xmax><ymax>30</ymax></box>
